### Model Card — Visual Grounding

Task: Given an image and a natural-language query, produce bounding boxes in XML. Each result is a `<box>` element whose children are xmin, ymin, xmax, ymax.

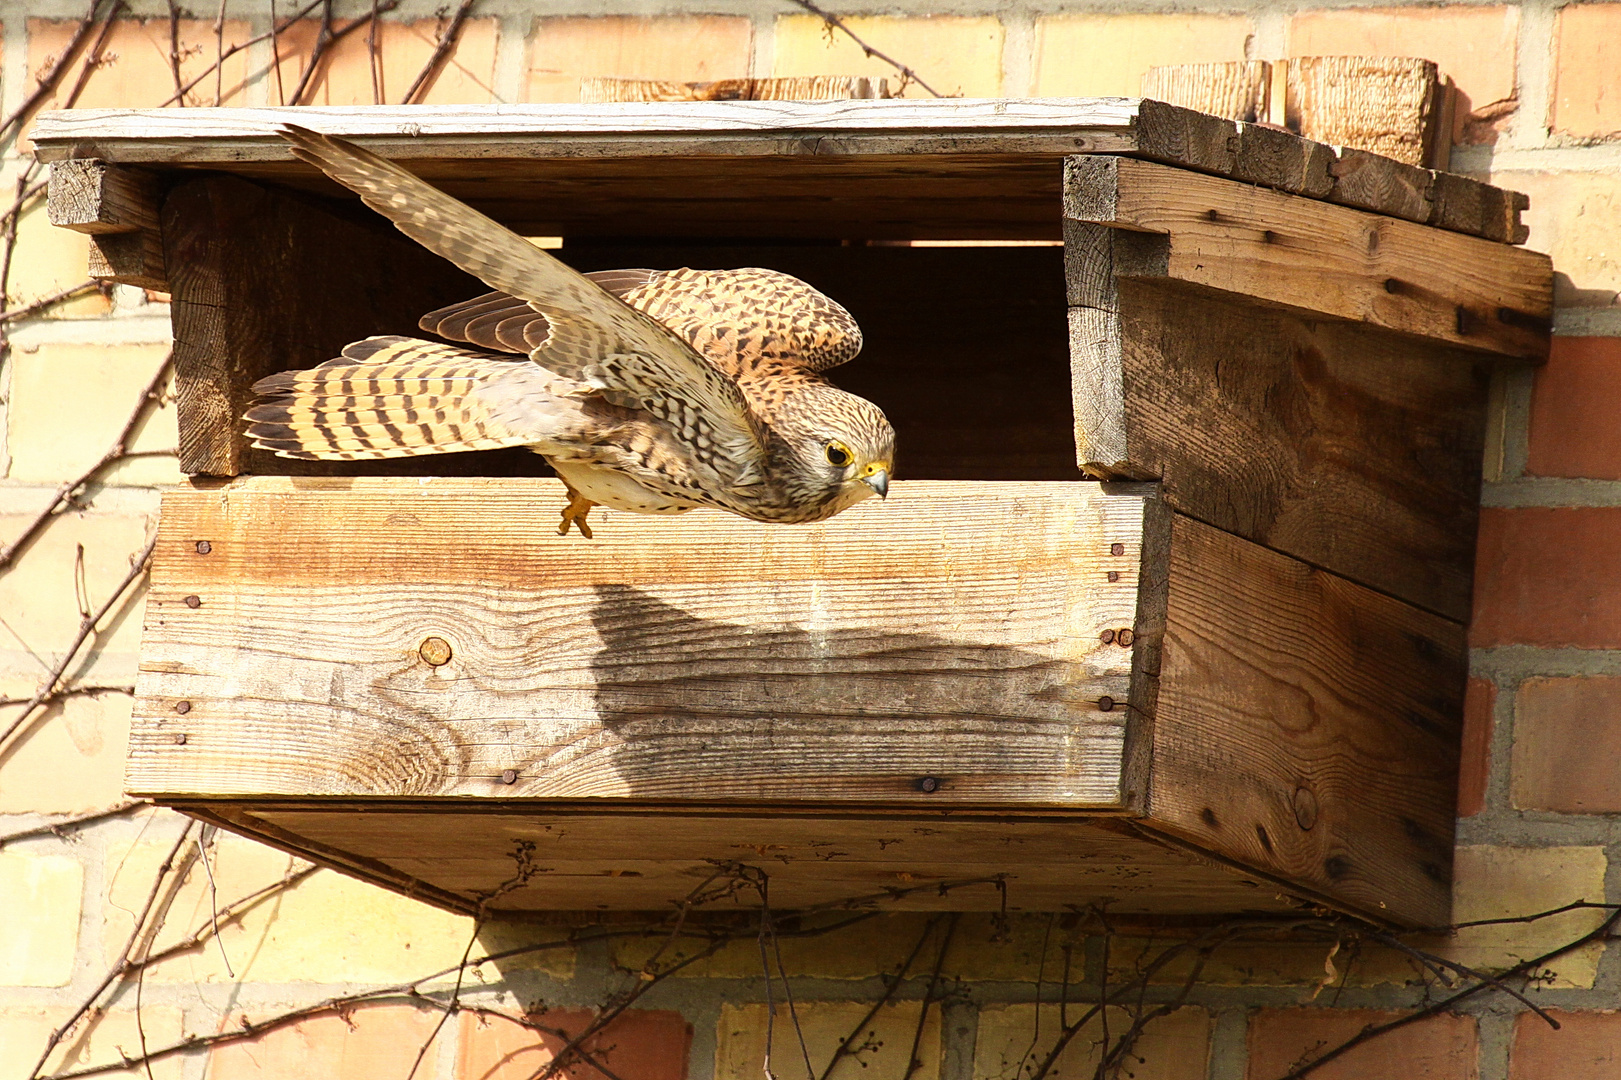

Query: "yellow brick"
<box><xmin>527</xmin><ymin>16</ymin><xmax>753</xmax><ymax>103</ymax></box>
<box><xmin>0</xmin><ymin>1007</ymin><xmax>184</xmax><ymax>1080</ymax></box>
<box><xmin>0</xmin><ymin>508</ymin><xmax>155</xmax><ymax>666</ymax></box>
<box><xmin>1447</xmin><ymin>845</ymin><xmax>1608</xmax><ymax>989</ymax></box>
<box><xmin>973</xmin><ymin>1005</ymin><xmax>1210</xmax><ymax>1080</ymax></box>
<box><xmin>9</xmin><ymin>188</ymin><xmax>107</xmax><ymax>319</ymax></box>
<box><xmin>615</xmin><ymin>912</ymin><xmax>1080</xmax><ymax>981</ymax></box>
<box><xmin>24</xmin><ymin>18</ymin><xmax>255</xmax><ymax>121</ymax></box>
<box><xmin>106</xmin><ymin>830</ymin><xmax>571</xmax><ymax>984</ymax></box>
<box><xmin>715</xmin><ymin>1001</ymin><xmax>940</xmax><ymax>1080</ymax></box>
<box><xmin>6</xmin><ymin>342</ymin><xmax>179</xmax><ymax>485</ymax></box>
<box><xmin>1032</xmin><ymin>14</ymin><xmax>1254</xmax><ymax>99</ymax></box>
<box><xmin>0</xmin><ymin>852</ymin><xmax>82</xmax><ymax>986</ymax></box>
<box><xmin>0</xmin><ymin>688</ymin><xmax>133</xmax><ymax>814</ymax></box>
<box><xmin>1108</xmin><ymin>933</ymin><xmax>1439</xmax><ymax>988</ymax></box>
<box><xmin>773</xmin><ymin>15</ymin><xmax>1004</xmax><ymax>99</ymax></box>
<box><xmin>274</xmin><ymin>18</ymin><xmax>499</xmax><ymax>106</ymax></box>
<box><xmin>1485</xmin><ymin>170</ymin><xmax>1621</xmax><ymax>308</ymax></box>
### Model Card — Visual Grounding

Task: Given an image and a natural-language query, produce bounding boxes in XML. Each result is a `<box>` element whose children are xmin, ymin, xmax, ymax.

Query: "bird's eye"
<box><xmin>825</xmin><ymin>441</ymin><xmax>853</xmax><ymax>467</ymax></box>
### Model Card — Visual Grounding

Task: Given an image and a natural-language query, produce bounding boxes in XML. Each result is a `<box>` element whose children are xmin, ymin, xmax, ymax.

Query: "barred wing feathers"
<box><xmin>278</xmin><ymin>124</ymin><xmax>766</xmax><ymax>487</ymax></box>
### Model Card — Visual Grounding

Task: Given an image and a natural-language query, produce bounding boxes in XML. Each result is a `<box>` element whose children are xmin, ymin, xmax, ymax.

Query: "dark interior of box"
<box><xmin>243</xmin><ymin>186</ymin><xmax>1080</xmax><ymax>482</ymax></box>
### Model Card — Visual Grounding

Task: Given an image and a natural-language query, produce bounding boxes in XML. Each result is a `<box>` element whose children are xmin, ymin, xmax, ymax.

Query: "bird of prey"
<box><xmin>244</xmin><ymin>125</ymin><xmax>894</xmax><ymax>538</ymax></box>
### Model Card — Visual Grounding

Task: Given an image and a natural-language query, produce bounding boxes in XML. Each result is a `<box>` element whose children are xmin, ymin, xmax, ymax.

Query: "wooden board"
<box><xmin>162</xmin><ymin>172</ymin><xmax>487</xmax><ymax>476</ymax></box>
<box><xmin>1065</xmin><ymin>155</ymin><xmax>1551</xmax><ymax>359</ymax></box>
<box><xmin>130</xmin><ymin>479</ymin><xmax>1145</xmax><ymax>807</ymax></box>
<box><xmin>1141</xmin><ymin>62</ymin><xmax>1271</xmax><ymax>122</ymax></box>
<box><xmin>30</xmin><ymin>100</ymin><xmax>1529</xmax><ymax>243</ymax></box>
<box><xmin>191</xmin><ymin>804</ymin><xmax>1307</xmax><ymax>916</ymax></box>
<box><xmin>1068</xmin><ymin>264</ymin><xmax>1490</xmax><ymax>621</ymax></box>
<box><xmin>1143</xmin><ymin>513</ymin><xmax>1464</xmax><ymax>928</ymax></box>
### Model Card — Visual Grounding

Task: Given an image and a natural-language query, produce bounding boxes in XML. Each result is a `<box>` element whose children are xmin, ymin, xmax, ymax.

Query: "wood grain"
<box><xmin>161</xmin><ymin>172</ymin><xmax>484</xmax><ymax>476</ymax></box>
<box><xmin>194</xmin><ymin>805</ymin><xmax>1305</xmax><ymax>916</ymax></box>
<box><xmin>1065</xmin><ymin>155</ymin><xmax>1551</xmax><ymax>358</ymax></box>
<box><xmin>580</xmin><ymin>76</ymin><xmax>886</xmax><ymax>102</ymax></box>
<box><xmin>47</xmin><ymin>158</ymin><xmax>161</xmax><ymax>234</ymax></box>
<box><xmin>1144</xmin><ymin>513</ymin><xmax>1464</xmax><ymax>928</ymax></box>
<box><xmin>131</xmin><ymin>479</ymin><xmax>1146</xmax><ymax>807</ymax></box>
<box><xmin>1141</xmin><ymin>62</ymin><xmax>1271</xmax><ymax>123</ymax></box>
<box><xmin>1286</xmin><ymin>55</ymin><xmax>1440</xmax><ymax>168</ymax></box>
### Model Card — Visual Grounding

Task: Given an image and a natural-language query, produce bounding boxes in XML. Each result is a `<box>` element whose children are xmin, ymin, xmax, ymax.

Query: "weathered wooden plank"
<box><xmin>161</xmin><ymin>172</ymin><xmax>484</xmax><ymax>476</ymax></box>
<box><xmin>1286</xmin><ymin>55</ymin><xmax>1440</xmax><ymax>167</ymax></box>
<box><xmin>1065</xmin><ymin>155</ymin><xmax>1551</xmax><ymax>358</ymax></box>
<box><xmin>1328</xmin><ymin>146</ymin><xmax>1433</xmax><ymax>223</ymax></box>
<box><xmin>1143</xmin><ymin>513</ymin><xmax>1464</xmax><ymax>928</ymax></box>
<box><xmin>1430</xmin><ymin>171</ymin><xmax>1531</xmax><ymax>245</ymax></box>
<box><xmin>130</xmin><ymin>479</ymin><xmax>1145</xmax><ymax>807</ymax></box>
<box><xmin>581</xmin><ymin>76</ymin><xmax>887</xmax><ymax>102</ymax></box>
<box><xmin>1141</xmin><ymin>62</ymin><xmax>1271</xmax><ymax>123</ymax></box>
<box><xmin>1230</xmin><ymin>122</ymin><xmax>1334</xmax><ymax>198</ymax></box>
<box><xmin>47</xmin><ymin>158</ymin><xmax>160</xmax><ymax>234</ymax></box>
<box><xmin>86</xmin><ymin>228</ymin><xmax>167</xmax><ymax>290</ymax></box>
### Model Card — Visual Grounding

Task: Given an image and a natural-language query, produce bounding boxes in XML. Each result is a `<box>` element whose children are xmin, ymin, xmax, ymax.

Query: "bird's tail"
<box><xmin>244</xmin><ymin>336</ymin><xmax>539</xmax><ymax>460</ymax></box>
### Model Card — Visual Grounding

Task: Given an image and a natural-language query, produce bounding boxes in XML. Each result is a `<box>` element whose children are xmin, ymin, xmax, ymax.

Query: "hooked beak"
<box><xmin>862</xmin><ymin>468</ymin><xmax>890</xmax><ymax>499</ymax></box>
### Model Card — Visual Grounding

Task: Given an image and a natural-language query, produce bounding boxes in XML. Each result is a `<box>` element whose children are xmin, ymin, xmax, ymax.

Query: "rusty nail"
<box><xmin>195</xmin><ymin>540</ymin><xmax>212</xmax><ymax>555</ymax></box>
<box><xmin>173</xmin><ymin>733</ymin><xmax>187</xmax><ymax>745</ymax></box>
<box><xmin>1099</xmin><ymin>629</ymin><xmax>1116</xmax><ymax>644</ymax></box>
<box><xmin>1293</xmin><ymin>786</ymin><xmax>1320</xmax><ymax>831</ymax></box>
<box><xmin>1117</xmin><ymin>628</ymin><xmax>1135</xmax><ymax>647</ymax></box>
<box><xmin>419</xmin><ymin>636</ymin><xmax>453</xmax><ymax>666</ymax></box>
<box><xmin>1097</xmin><ymin>696</ymin><xmax>1115</xmax><ymax>712</ymax></box>
<box><xmin>1106</xmin><ymin>570</ymin><xmax>1120</xmax><ymax>583</ymax></box>
<box><xmin>175</xmin><ymin>700</ymin><xmax>191</xmax><ymax>715</ymax></box>
<box><xmin>916</xmin><ymin>776</ymin><xmax>940</xmax><ymax>793</ymax></box>
<box><xmin>183</xmin><ymin>595</ymin><xmax>201</xmax><ymax>609</ymax></box>
<box><xmin>1110</xmin><ymin>543</ymin><xmax>1125</xmax><ymax>557</ymax></box>
<box><xmin>501</xmin><ymin>769</ymin><xmax>518</xmax><ymax>785</ymax></box>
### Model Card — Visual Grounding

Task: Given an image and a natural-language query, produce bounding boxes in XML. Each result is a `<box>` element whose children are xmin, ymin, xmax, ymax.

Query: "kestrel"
<box><xmin>245</xmin><ymin>125</ymin><xmax>895</xmax><ymax>537</ymax></box>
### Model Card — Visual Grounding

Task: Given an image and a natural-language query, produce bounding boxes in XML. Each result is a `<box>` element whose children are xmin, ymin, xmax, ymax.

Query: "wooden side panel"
<box><xmin>161</xmin><ymin>173</ymin><xmax>485</xmax><ymax>476</ymax></box>
<box><xmin>1144</xmin><ymin>514</ymin><xmax>1463</xmax><ymax>927</ymax></box>
<box><xmin>1066</xmin><ymin>156</ymin><xmax>1552</xmax><ymax>358</ymax></box>
<box><xmin>131</xmin><ymin>479</ymin><xmax>1144</xmax><ymax>807</ymax></box>
<box><xmin>196</xmin><ymin>805</ymin><xmax>1307</xmax><ymax>916</ymax></box>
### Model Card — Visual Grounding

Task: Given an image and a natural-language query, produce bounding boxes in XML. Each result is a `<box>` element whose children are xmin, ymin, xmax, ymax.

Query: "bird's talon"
<box><xmin>558</xmin><ymin>487</ymin><xmax>597</xmax><ymax>538</ymax></box>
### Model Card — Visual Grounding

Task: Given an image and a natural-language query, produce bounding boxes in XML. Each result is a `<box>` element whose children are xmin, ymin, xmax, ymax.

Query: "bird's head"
<box><xmin>774</xmin><ymin>386</ymin><xmax>895</xmax><ymax>515</ymax></box>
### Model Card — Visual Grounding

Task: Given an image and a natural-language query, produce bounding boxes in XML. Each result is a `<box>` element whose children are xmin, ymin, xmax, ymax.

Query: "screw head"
<box><xmin>501</xmin><ymin>769</ymin><xmax>518</xmax><ymax>785</ymax></box>
<box><xmin>1110</xmin><ymin>543</ymin><xmax>1125</xmax><ymax>557</ymax></box>
<box><xmin>915</xmin><ymin>776</ymin><xmax>940</xmax><ymax>793</ymax></box>
<box><xmin>183</xmin><ymin>595</ymin><xmax>201</xmax><ymax>609</ymax></box>
<box><xmin>194</xmin><ymin>540</ymin><xmax>212</xmax><ymax>555</ymax></box>
<box><xmin>174</xmin><ymin>700</ymin><xmax>191</xmax><ymax>715</ymax></box>
<box><xmin>419</xmin><ymin>637</ymin><xmax>452</xmax><ymax>666</ymax></box>
<box><xmin>173</xmin><ymin>733</ymin><xmax>188</xmax><ymax>745</ymax></box>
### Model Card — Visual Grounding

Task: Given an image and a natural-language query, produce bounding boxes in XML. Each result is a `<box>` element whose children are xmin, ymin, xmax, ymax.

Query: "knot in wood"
<box><xmin>1292</xmin><ymin>786</ymin><xmax>1320</xmax><ymax>831</ymax></box>
<box><xmin>418</xmin><ymin>636</ymin><xmax>453</xmax><ymax>666</ymax></box>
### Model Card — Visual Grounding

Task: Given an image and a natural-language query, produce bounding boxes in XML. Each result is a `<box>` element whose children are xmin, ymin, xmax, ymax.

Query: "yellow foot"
<box><xmin>557</xmin><ymin>487</ymin><xmax>597</xmax><ymax>538</ymax></box>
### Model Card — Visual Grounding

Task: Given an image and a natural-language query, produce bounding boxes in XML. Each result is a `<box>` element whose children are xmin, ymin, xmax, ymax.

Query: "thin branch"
<box><xmin>164</xmin><ymin>0</ymin><xmax>185</xmax><ymax>98</ymax></box>
<box><xmin>287</xmin><ymin>0</ymin><xmax>401</xmax><ymax>107</ymax></box>
<box><xmin>212</xmin><ymin>0</ymin><xmax>227</xmax><ymax>106</ymax></box>
<box><xmin>0</xmin><ymin>801</ymin><xmax>142</xmax><ymax>850</ymax></box>
<box><xmin>400</xmin><ymin>0</ymin><xmax>475</xmax><ymax>105</ymax></box>
<box><xmin>0</xmin><ymin>280</ymin><xmax>101</xmax><ymax>326</ymax></box>
<box><xmin>0</xmin><ymin>352</ymin><xmax>171</xmax><ymax>574</ymax></box>
<box><xmin>901</xmin><ymin>913</ymin><xmax>957</xmax><ymax>1080</ymax></box>
<box><xmin>786</xmin><ymin>0</ymin><xmax>944</xmax><ymax>98</ymax></box>
<box><xmin>0</xmin><ymin>0</ymin><xmax>118</xmax><ymax>148</ymax></box>
<box><xmin>0</xmin><ymin>534</ymin><xmax>157</xmax><ymax>753</ymax></box>
<box><xmin>817</xmin><ymin>914</ymin><xmax>940</xmax><ymax>1080</ymax></box>
<box><xmin>157</xmin><ymin>0</ymin><xmax>324</xmax><ymax>109</ymax></box>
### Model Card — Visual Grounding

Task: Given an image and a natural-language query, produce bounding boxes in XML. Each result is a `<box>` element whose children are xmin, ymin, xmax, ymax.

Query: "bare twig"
<box><xmin>287</xmin><ymin>0</ymin><xmax>401</xmax><ymax>106</ymax></box>
<box><xmin>786</xmin><ymin>0</ymin><xmax>944</xmax><ymax>97</ymax></box>
<box><xmin>0</xmin><ymin>353</ymin><xmax>171</xmax><ymax>574</ymax></box>
<box><xmin>0</xmin><ymin>0</ymin><xmax>119</xmax><ymax>148</ymax></box>
<box><xmin>400</xmin><ymin>0</ymin><xmax>475</xmax><ymax>105</ymax></box>
<box><xmin>0</xmin><ymin>534</ymin><xmax>157</xmax><ymax>754</ymax></box>
<box><xmin>157</xmin><ymin>0</ymin><xmax>324</xmax><ymax>109</ymax></box>
<box><xmin>818</xmin><ymin>914</ymin><xmax>941</xmax><ymax>1080</ymax></box>
<box><xmin>0</xmin><ymin>280</ymin><xmax>101</xmax><ymax>326</ymax></box>
<box><xmin>901</xmin><ymin>913</ymin><xmax>957</xmax><ymax>1080</ymax></box>
<box><xmin>212</xmin><ymin>0</ymin><xmax>228</xmax><ymax>106</ymax></box>
<box><xmin>164</xmin><ymin>0</ymin><xmax>185</xmax><ymax>98</ymax></box>
<box><xmin>0</xmin><ymin>801</ymin><xmax>142</xmax><ymax>850</ymax></box>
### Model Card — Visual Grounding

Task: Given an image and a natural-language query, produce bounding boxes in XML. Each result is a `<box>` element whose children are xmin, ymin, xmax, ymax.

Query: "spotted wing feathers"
<box><xmin>244</xmin><ymin>336</ymin><xmax>537</xmax><ymax>460</ymax></box>
<box><xmin>277</xmin><ymin>125</ymin><xmax>766</xmax><ymax>487</ymax></box>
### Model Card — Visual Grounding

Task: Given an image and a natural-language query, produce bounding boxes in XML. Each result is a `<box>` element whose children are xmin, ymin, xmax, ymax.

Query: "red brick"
<box><xmin>1471</xmin><ymin>508</ymin><xmax>1621</xmax><ymax>648</ymax></box>
<box><xmin>1511</xmin><ymin>1010</ymin><xmax>1621</xmax><ymax>1078</ymax></box>
<box><xmin>273</xmin><ymin>18</ymin><xmax>500</xmax><ymax>106</ymax></box>
<box><xmin>1551</xmin><ymin>5</ymin><xmax>1621</xmax><ymax>138</ymax></box>
<box><xmin>457</xmin><ymin>1008</ymin><xmax>690</xmax><ymax>1080</ymax></box>
<box><xmin>1512</xmin><ymin>677</ymin><xmax>1621</xmax><ymax>812</ymax></box>
<box><xmin>205</xmin><ymin>1005</ymin><xmax>445</xmax><ymax>1078</ymax></box>
<box><xmin>1247</xmin><ymin>1009</ymin><xmax>1477</xmax><ymax>1080</ymax></box>
<box><xmin>1528</xmin><ymin>338</ymin><xmax>1621</xmax><ymax>479</ymax></box>
<box><xmin>1458</xmin><ymin>678</ymin><xmax>1496</xmax><ymax>816</ymax></box>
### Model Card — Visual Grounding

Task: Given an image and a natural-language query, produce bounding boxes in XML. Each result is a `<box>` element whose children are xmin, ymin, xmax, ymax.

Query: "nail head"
<box><xmin>1110</xmin><ymin>543</ymin><xmax>1125</xmax><ymax>557</ymax></box>
<box><xmin>1117</xmin><ymin>628</ymin><xmax>1135</xmax><ymax>647</ymax></box>
<box><xmin>183</xmin><ymin>595</ymin><xmax>201</xmax><ymax>609</ymax></box>
<box><xmin>501</xmin><ymin>769</ymin><xmax>518</xmax><ymax>785</ymax></box>
<box><xmin>174</xmin><ymin>700</ymin><xmax>191</xmax><ymax>715</ymax></box>
<box><xmin>194</xmin><ymin>540</ymin><xmax>212</xmax><ymax>555</ymax></box>
<box><xmin>173</xmin><ymin>733</ymin><xmax>187</xmax><ymax>745</ymax></box>
<box><xmin>1097</xmin><ymin>696</ymin><xmax>1115</xmax><ymax>712</ymax></box>
<box><xmin>916</xmin><ymin>776</ymin><xmax>940</xmax><ymax>793</ymax></box>
<box><xmin>1099</xmin><ymin>629</ymin><xmax>1116</xmax><ymax>644</ymax></box>
<box><xmin>1106</xmin><ymin>570</ymin><xmax>1120</xmax><ymax>582</ymax></box>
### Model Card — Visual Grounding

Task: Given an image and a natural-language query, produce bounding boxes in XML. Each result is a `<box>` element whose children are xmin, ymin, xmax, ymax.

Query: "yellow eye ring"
<box><xmin>825</xmin><ymin>441</ymin><xmax>853</xmax><ymax>467</ymax></box>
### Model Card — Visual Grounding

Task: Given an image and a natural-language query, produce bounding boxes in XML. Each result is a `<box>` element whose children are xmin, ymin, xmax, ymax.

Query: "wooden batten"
<box><xmin>47</xmin><ymin>159</ymin><xmax>167</xmax><ymax>289</ymax></box>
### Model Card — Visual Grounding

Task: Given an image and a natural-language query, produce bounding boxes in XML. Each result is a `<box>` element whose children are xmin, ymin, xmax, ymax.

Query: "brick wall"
<box><xmin>2</xmin><ymin>2</ymin><xmax>1618</xmax><ymax>1078</ymax></box>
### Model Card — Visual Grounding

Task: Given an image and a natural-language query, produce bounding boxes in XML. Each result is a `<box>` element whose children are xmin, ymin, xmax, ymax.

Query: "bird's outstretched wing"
<box><xmin>278</xmin><ymin>124</ymin><xmax>767</xmax><ymax>486</ymax></box>
<box><xmin>422</xmin><ymin>267</ymin><xmax>864</xmax><ymax>377</ymax></box>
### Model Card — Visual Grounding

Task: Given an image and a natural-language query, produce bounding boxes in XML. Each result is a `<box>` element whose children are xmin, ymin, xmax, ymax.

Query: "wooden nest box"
<box><xmin>39</xmin><ymin>100</ymin><xmax>1550</xmax><ymax>928</ymax></box>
